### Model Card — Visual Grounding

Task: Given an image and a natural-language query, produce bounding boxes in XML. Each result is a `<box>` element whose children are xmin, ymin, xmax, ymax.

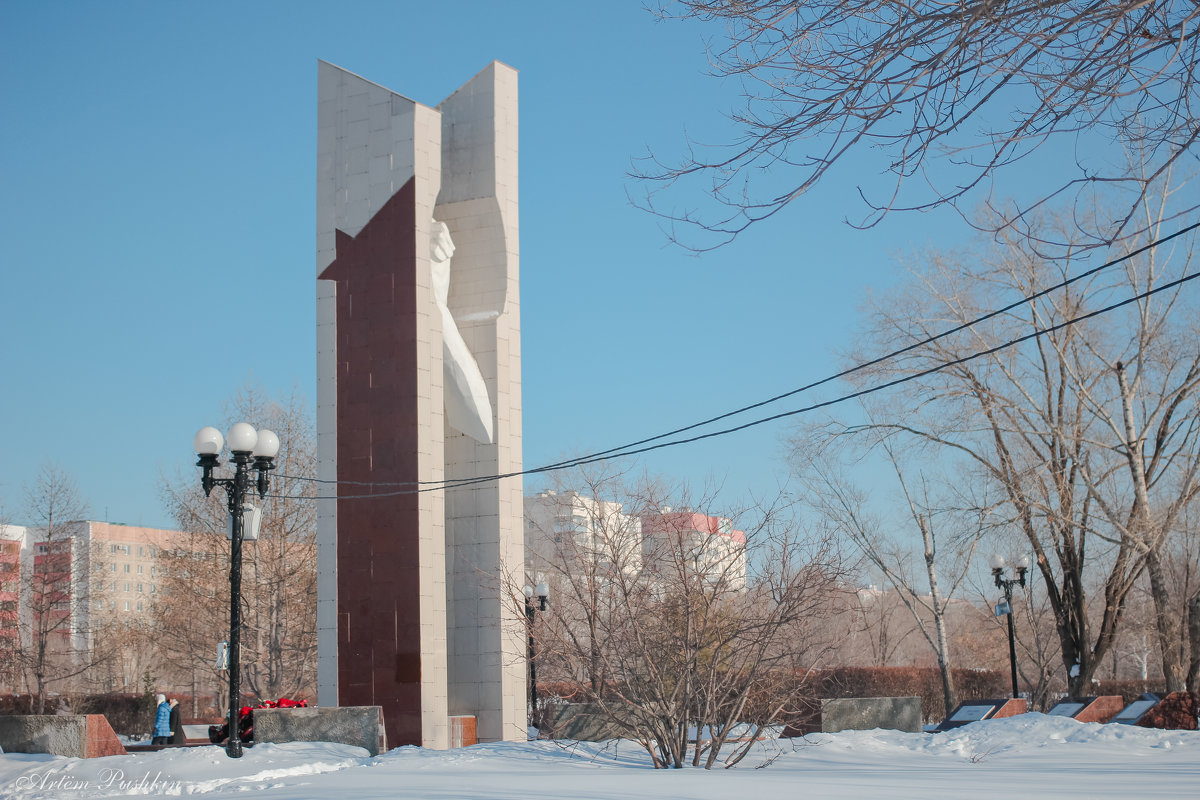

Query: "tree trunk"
<box><xmin>920</xmin><ymin>516</ymin><xmax>956</xmax><ymax>716</ymax></box>
<box><xmin>1146</xmin><ymin>548</ymin><xmax>1185</xmax><ymax>692</ymax></box>
<box><xmin>1186</xmin><ymin>593</ymin><xmax>1200</xmax><ymax>693</ymax></box>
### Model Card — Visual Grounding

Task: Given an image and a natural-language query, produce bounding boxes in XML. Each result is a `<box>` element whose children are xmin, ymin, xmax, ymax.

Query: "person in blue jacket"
<box><xmin>151</xmin><ymin>694</ymin><xmax>171</xmax><ymax>744</ymax></box>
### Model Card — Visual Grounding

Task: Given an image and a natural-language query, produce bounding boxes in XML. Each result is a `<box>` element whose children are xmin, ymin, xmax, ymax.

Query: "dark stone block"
<box><xmin>253</xmin><ymin>706</ymin><xmax>386</xmax><ymax>756</ymax></box>
<box><xmin>818</xmin><ymin>697</ymin><xmax>922</xmax><ymax>733</ymax></box>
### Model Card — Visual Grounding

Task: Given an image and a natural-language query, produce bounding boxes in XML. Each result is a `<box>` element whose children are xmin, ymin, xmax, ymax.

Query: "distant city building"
<box><xmin>0</xmin><ymin>525</ymin><xmax>27</xmax><ymax>689</ymax></box>
<box><xmin>524</xmin><ymin>493</ymin><xmax>746</xmax><ymax>592</ymax></box>
<box><xmin>86</xmin><ymin>521</ymin><xmax>190</xmax><ymax>620</ymax></box>
<box><xmin>525</xmin><ymin>491</ymin><xmax>642</xmax><ymax>579</ymax></box>
<box><xmin>0</xmin><ymin>520</ymin><xmax>195</xmax><ymax>692</ymax></box>
<box><xmin>639</xmin><ymin>509</ymin><xmax>747</xmax><ymax>592</ymax></box>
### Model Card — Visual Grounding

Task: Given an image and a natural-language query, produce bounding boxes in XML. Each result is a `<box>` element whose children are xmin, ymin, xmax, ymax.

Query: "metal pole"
<box><xmin>526</xmin><ymin>597</ymin><xmax>537</xmax><ymax>727</ymax></box>
<box><xmin>226</xmin><ymin>453</ymin><xmax>248</xmax><ymax>758</ymax></box>
<box><xmin>1004</xmin><ymin>582</ymin><xmax>1018</xmax><ymax>699</ymax></box>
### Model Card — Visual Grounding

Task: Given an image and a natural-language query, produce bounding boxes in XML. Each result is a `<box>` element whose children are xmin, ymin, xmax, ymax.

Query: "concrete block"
<box><xmin>0</xmin><ymin>714</ymin><xmax>127</xmax><ymax>758</ymax></box>
<box><xmin>253</xmin><ymin>706</ymin><xmax>386</xmax><ymax>756</ymax></box>
<box><xmin>785</xmin><ymin>697</ymin><xmax>924</xmax><ymax>736</ymax></box>
<box><xmin>539</xmin><ymin>704</ymin><xmax>634</xmax><ymax>742</ymax></box>
<box><xmin>818</xmin><ymin>697</ymin><xmax>922</xmax><ymax>733</ymax></box>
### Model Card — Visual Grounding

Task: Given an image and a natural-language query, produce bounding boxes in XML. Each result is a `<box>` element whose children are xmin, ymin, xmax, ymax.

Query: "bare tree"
<box><xmin>844</xmin><ymin>203</ymin><xmax>1199</xmax><ymax>694</ymax></box>
<box><xmin>157</xmin><ymin>388</ymin><xmax>318</xmax><ymax>703</ymax></box>
<box><xmin>1157</xmin><ymin>496</ymin><xmax>1200</xmax><ymax>690</ymax></box>
<box><xmin>14</xmin><ymin>463</ymin><xmax>109</xmax><ymax>712</ymax></box>
<box><xmin>1072</xmin><ymin>236</ymin><xmax>1200</xmax><ymax>691</ymax></box>
<box><xmin>528</xmin><ymin>470</ymin><xmax>841</xmax><ymax>769</ymax></box>
<box><xmin>152</xmin><ymin>526</ymin><xmax>231</xmax><ymax>712</ymax></box>
<box><xmin>845</xmin><ymin>582</ymin><xmax>921</xmax><ymax>669</ymax></box>
<box><xmin>793</xmin><ymin>435</ymin><xmax>981</xmax><ymax>718</ymax></box>
<box><xmin>0</xmin><ymin>503</ymin><xmax>19</xmax><ymax>692</ymax></box>
<box><xmin>641</xmin><ymin>2</ymin><xmax>1200</xmax><ymax>250</ymax></box>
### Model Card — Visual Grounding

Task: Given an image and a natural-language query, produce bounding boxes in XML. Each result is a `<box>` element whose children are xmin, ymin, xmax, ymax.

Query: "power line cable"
<box><xmin>277</xmin><ymin>220</ymin><xmax>1200</xmax><ymax>492</ymax></box>
<box><xmin>268</xmin><ymin>267</ymin><xmax>1200</xmax><ymax>500</ymax></box>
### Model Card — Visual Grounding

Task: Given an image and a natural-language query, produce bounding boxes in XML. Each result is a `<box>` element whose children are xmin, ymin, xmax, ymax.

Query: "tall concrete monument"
<box><xmin>315</xmin><ymin>61</ymin><xmax>524</xmax><ymax>749</ymax></box>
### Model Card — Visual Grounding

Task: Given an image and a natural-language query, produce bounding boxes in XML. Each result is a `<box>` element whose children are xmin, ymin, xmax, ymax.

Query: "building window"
<box><xmin>150</xmin><ymin>584</ymin><xmax>156</xmax><ymax>593</ymax></box>
<box><xmin>110</xmin><ymin>563</ymin><xmax>117</xmax><ymax>573</ymax></box>
<box><xmin>138</xmin><ymin>546</ymin><xmax>144</xmax><ymax>556</ymax></box>
<box><xmin>124</xmin><ymin>583</ymin><xmax>130</xmax><ymax>592</ymax></box>
<box><xmin>123</xmin><ymin>601</ymin><xmax>130</xmax><ymax>612</ymax></box>
<box><xmin>136</xmin><ymin>601</ymin><xmax>143</xmax><ymax>611</ymax></box>
<box><xmin>137</xmin><ymin>583</ymin><xmax>142</xmax><ymax>593</ymax></box>
<box><xmin>150</xmin><ymin>548</ymin><xmax>156</xmax><ymax>557</ymax></box>
<box><xmin>123</xmin><ymin>564</ymin><xmax>130</xmax><ymax>574</ymax></box>
<box><xmin>137</xmin><ymin>565</ymin><xmax>143</xmax><ymax>574</ymax></box>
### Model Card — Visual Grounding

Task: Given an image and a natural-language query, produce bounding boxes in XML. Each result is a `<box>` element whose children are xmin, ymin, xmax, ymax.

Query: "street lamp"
<box><xmin>523</xmin><ymin>580</ymin><xmax>549</xmax><ymax>731</ymax></box>
<box><xmin>193</xmin><ymin>422</ymin><xmax>279</xmax><ymax>758</ymax></box>
<box><xmin>990</xmin><ymin>553</ymin><xmax>1030</xmax><ymax>699</ymax></box>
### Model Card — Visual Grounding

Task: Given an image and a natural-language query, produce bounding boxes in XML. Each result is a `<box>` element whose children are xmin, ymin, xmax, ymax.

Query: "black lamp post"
<box><xmin>523</xmin><ymin>580</ymin><xmax>549</xmax><ymax>731</ymax></box>
<box><xmin>990</xmin><ymin>553</ymin><xmax>1029</xmax><ymax>699</ymax></box>
<box><xmin>193</xmin><ymin>423</ymin><xmax>278</xmax><ymax>758</ymax></box>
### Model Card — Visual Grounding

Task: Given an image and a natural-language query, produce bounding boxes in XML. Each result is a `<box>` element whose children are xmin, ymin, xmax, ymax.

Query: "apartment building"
<box><xmin>0</xmin><ymin>525</ymin><xmax>27</xmax><ymax>689</ymax></box>
<box><xmin>0</xmin><ymin>522</ymin><xmax>194</xmax><ymax>683</ymax></box>
<box><xmin>89</xmin><ymin>522</ymin><xmax>192</xmax><ymax>619</ymax></box>
<box><xmin>524</xmin><ymin>490</ymin><xmax>643</xmax><ymax>581</ymax></box>
<box><xmin>640</xmin><ymin>509</ymin><xmax>747</xmax><ymax>592</ymax></box>
<box><xmin>524</xmin><ymin>493</ymin><xmax>747</xmax><ymax>592</ymax></box>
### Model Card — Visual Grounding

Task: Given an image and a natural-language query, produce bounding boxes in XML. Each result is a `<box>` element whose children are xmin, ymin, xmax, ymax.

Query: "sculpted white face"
<box><xmin>430</xmin><ymin>221</ymin><xmax>455</xmax><ymax>306</ymax></box>
<box><xmin>431</xmin><ymin>218</ymin><xmax>494</xmax><ymax>444</ymax></box>
<box><xmin>430</xmin><ymin>220</ymin><xmax>456</xmax><ymax>263</ymax></box>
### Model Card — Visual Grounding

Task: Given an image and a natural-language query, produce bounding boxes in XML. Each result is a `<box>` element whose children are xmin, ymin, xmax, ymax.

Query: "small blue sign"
<box><xmin>994</xmin><ymin>601</ymin><xmax>1012</xmax><ymax>616</ymax></box>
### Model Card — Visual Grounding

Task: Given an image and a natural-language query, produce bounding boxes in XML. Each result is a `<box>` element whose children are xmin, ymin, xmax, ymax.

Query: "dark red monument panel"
<box><xmin>319</xmin><ymin>178</ymin><xmax>424</xmax><ymax>747</ymax></box>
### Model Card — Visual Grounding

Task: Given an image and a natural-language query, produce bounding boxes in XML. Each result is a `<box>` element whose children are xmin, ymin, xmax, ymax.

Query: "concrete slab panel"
<box><xmin>254</xmin><ymin>706</ymin><xmax>387</xmax><ymax>756</ymax></box>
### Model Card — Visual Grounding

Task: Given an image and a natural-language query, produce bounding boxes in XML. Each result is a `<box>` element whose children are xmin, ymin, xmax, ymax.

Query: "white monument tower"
<box><xmin>315</xmin><ymin>61</ymin><xmax>524</xmax><ymax>748</ymax></box>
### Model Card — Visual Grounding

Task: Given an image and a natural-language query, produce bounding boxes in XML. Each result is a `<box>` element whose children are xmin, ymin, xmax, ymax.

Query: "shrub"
<box><xmin>805</xmin><ymin>666</ymin><xmax>1009</xmax><ymax>723</ymax></box>
<box><xmin>0</xmin><ymin>694</ymin><xmax>65</xmax><ymax>715</ymax></box>
<box><xmin>72</xmin><ymin>693</ymin><xmax>156</xmax><ymax>736</ymax></box>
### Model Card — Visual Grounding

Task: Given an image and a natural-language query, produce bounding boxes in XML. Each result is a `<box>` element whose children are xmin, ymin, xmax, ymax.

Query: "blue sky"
<box><xmin>0</xmin><ymin>1</ymin><xmax>982</xmax><ymax>529</ymax></box>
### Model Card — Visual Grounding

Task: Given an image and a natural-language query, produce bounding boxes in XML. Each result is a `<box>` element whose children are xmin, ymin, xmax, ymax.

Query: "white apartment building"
<box><xmin>639</xmin><ymin>509</ymin><xmax>747</xmax><ymax>592</ymax></box>
<box><xmin>524</xmin><ymin>493</ymin><xmax>747</xmax><ymax>592</ymax></box>
<box><xmin>524</xmin><ymin>491</ymin><xmax>643</xmax><ymax>581</ymax></box>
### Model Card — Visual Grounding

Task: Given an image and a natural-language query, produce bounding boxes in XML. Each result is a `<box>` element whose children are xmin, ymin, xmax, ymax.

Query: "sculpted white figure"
<box><xmin>431</xmin><ymin>220</ymin><xmax>494</xmax><ymax>444</ymax></box>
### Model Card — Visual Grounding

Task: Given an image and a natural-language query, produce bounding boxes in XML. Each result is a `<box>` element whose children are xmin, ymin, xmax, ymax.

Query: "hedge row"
<box><xmin>807</xmin><ymin>666</ymin><xmax>1011</xmax><ymax>722</ymax></box>
<box><xmin>0</xmin><ymin>692</ymin><xmax>225</xmax><ymax>736</ymax></box>
<box><xmin>1086</xmin><ymin>679</ymin><xmax>1169</xmax><ymax>707</ymax></box>
<box><xmin>0</xmin><ymin>694</ymin><xmax>67</xmax><ymax>715</ymax></box>
<box><xmin>541</xmin><ymin>667</ymin><xmax>1012</xmax><ymax>724</ymax></box>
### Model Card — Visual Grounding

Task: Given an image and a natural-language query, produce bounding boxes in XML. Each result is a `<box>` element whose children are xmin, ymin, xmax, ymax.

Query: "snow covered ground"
<box><xmin>1</xmin><ymin>713</ymin><xmax>1196</xmax><ymax>799</ymax></box>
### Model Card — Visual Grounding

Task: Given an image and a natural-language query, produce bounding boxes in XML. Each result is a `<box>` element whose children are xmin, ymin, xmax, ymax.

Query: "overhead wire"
<box><xmin>278</xmin><ymin>220</ymin><xmax>1200</xmax><ymax>492</ymax></box>
<box><xmin>268</xmin><ymin>263</ymin><xmax>1200</xmax><ymax>501</ymax></box>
